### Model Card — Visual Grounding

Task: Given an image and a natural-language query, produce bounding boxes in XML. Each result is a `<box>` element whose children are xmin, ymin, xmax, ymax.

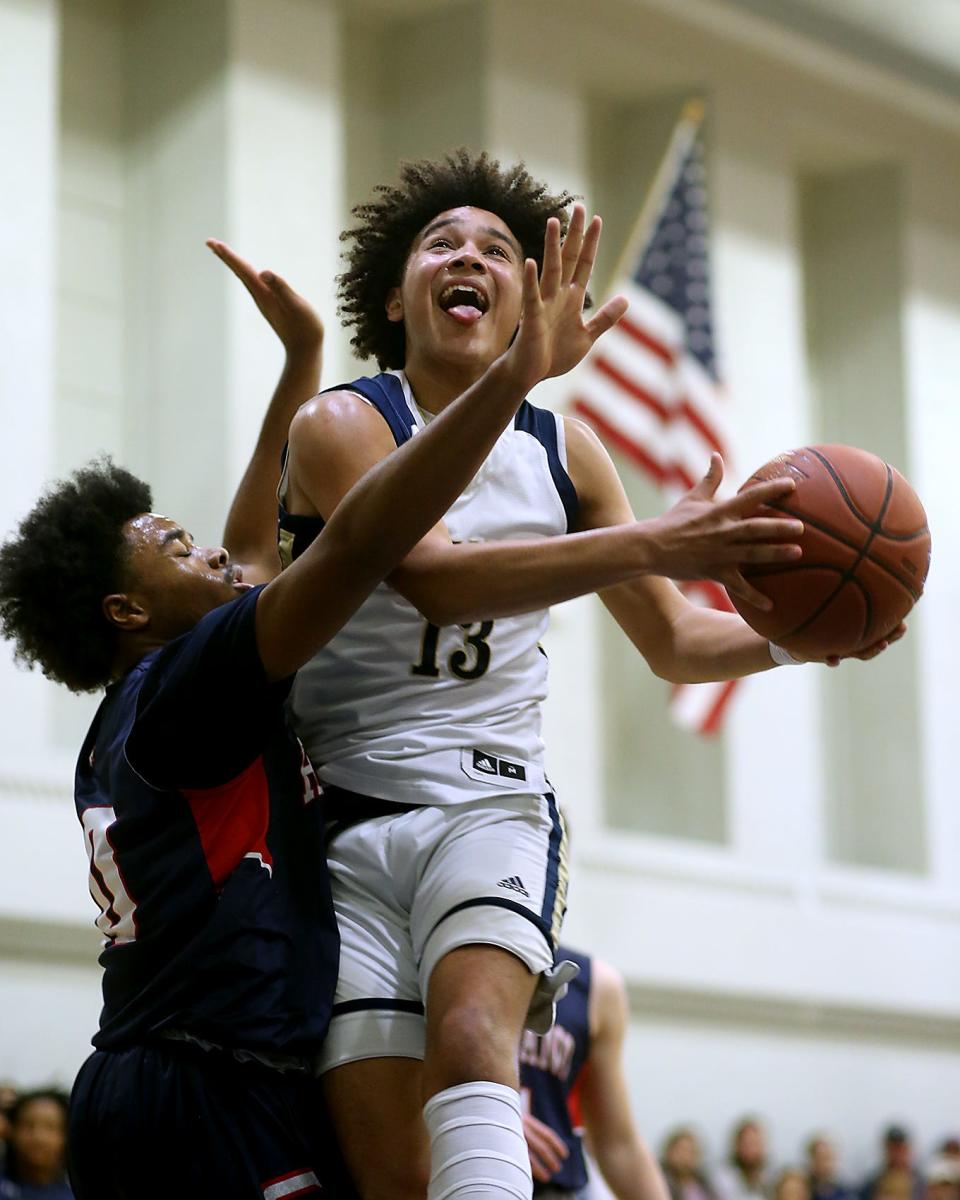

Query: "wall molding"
<box><xmin>625</xmin><ymin>979</ymin><xmax>960</xmax><ymax>1049</ymax></box>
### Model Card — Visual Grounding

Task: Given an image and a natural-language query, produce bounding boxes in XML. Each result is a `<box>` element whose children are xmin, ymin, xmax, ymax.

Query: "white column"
<box><xmin>0</xmin><ymin>0</ymin><xmax>60</xmax><ymax>764</ymax></box>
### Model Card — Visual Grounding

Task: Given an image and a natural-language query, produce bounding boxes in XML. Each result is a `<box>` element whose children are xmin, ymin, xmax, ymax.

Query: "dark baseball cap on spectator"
<box><xmin>884</xmin><ymin>1126</ymin><xmax>910</xmax><ymax>1145</ymax></box>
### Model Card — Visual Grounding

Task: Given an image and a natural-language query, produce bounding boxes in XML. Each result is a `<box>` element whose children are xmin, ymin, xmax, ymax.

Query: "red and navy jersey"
<box><xmin>520</xmin><ymin>945</ymin><xmax>592</xmax><ymax>1192</ymax></box>
<box><xmin>74</xmin><ymin>586</ymin><xmax>337</xmax><ymax>1059</ymax></box>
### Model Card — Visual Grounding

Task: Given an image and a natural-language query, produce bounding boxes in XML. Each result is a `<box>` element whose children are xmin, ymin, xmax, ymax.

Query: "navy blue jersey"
<box><xmin>520</xmin><ymin>945</ymin><xmax>592</xmax><ymax>1192</ymax></box>
<box><xmin>74</xmin><ymin>585</ymin><xmax>337</xmax><ymax>1059</ymax></box>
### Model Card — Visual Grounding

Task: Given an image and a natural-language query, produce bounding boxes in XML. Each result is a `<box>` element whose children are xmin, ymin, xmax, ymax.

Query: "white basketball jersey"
<box><xmin>282</xmin><ymin>370</ymin><xmax>577</xmax><ymax>806</ymax></box>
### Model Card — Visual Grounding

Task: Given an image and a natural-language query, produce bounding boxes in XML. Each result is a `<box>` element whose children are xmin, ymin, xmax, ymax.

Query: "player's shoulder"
<box><xmin>588</xmin><ymin>955</ymin><xmax>629</xmax><ymax>1039</ymax></box>
<box><xmin>289</xmin><ymin>385</ymin><xmax>393</xmax><ymax>455</ymax></box>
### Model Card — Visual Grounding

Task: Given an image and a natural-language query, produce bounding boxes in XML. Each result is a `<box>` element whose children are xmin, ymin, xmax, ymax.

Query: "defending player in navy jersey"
<box><xmin>275</xmin><ymin>150</ymin><xmax>852</xmax><ymax>1200</ymax></box>
<box><xmin>0</xmin><ymin>222</ymin><xmax>605</xmax><ymax>1199</ymax></box>
<box><xmin>520</xmin><ymin>948</ymin><xmax>669</xmax><ymax>1200</ymax></box>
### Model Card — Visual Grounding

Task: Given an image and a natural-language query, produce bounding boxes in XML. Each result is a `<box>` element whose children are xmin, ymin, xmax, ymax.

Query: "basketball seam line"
<box><xmin>778</xmin><ymin>462</ymin><xmax>893</xmax><ymax>645</ymax></box>
<box><xmin>766</xmin><ymin>502</ymin><xmax>922</xmax><ymax>601</ymax></box>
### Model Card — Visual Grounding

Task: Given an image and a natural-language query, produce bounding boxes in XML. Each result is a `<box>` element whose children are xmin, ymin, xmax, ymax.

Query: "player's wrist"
<box><xmin>768</xmin><ymin>641</ymin><xmax>803</xmax><ymax>666</ymax></box>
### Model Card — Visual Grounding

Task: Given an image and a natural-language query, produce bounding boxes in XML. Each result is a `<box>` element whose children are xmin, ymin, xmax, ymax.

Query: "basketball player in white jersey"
<box><xmin>276</xmin><ymin>151</ymin><xmax>896</xmax><ymax>1200</ymax></box>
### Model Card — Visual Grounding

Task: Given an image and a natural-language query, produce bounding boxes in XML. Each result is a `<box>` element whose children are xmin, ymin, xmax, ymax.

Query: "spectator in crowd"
<box><xmin>662</xmin><ymin>1127</ymin><xmax>718</xmax><ymax>1200</ymax></box>
<box><xmin>923</xmin><ymin>1158</ymin><xmax>959</xmax><ymax>1200</ymax></box>
<box><xmin>775</xmin><ymin>1170</ymin><xmax>811</xmax><ymax>1200</ymax></box>
<box><xmin>0</xmin><ymin>1090</ymin><xmax>72</xmax><ymax>1199</ymax></box>
<box><xmin>807</xmin><ymin>1134</ymin><xmax>853</xmax><ymax>1200</ymax></box>
<box><xmin>713</xmin><ymin>1118</ymin><xmax>772</xmax><ymax>1200</ymax></box>
<box><xmin>937</xmin><ymin>1144</ymin><xmax>960</xmax><ymax>1168</ymax></box>
<box><xmin>860</xmin><ymin>1127</ymin><xmax>924</xmax><ymax>1200</ymax></box>
<box><xmin>0</xmin><ymin>1087</ymin><xmax>16</xmax><ymax>1175</ymax></box>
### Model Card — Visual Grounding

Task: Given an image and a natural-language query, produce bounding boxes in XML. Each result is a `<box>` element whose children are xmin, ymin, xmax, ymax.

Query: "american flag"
<box><xmin>572</xmin><ymin>101</ymin><xmax>739</xmax><ymax>735</ymax></box>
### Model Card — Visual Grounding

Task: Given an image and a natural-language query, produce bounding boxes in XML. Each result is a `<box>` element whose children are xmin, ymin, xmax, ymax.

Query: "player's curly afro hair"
<box><xmin>0</xmin><ymin>458</ymin><xmax>152</xmax><ymax>693</ymax></box>
<box><xmin>338</xmin><ymin>148</ymin><xmax>577</xmax><ymax>369</ymax></box>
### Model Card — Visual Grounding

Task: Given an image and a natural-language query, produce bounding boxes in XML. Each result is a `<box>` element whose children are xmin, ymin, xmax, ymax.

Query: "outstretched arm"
<box><xmin>579</xmin><ymin>960</ymin><xmax>671</xmax><ymax>1200</ymax></box>
<box><xmin>255</xmin><ymin>208</ymin><xmax>625</xmax><ymax>679</ymax></box>
<box><xmin>209</xmin><ymin>240</ymin><xmax>324</xmax><ymax>584</ymax></box>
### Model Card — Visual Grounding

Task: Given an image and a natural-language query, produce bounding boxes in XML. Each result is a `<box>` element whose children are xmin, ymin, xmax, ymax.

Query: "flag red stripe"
<box><xmin>699</xmin><ymin>678</ymin><xmax>739</xmax><ymax>735</ymax></box>
<box><xmin>592</xmin><ymin>354</ymin><xmax>671</xmax><ymax>422</ymax></box>
<box><xmin>618</xmin><ymin>313</ymin><xmax>676</xmax><ymax>366</ymax></box>
<box><xmin>679</xmin><ymin>396</ymin><xmax>725</xmax><ymax>455</ymax></box>
<box><xmin>573</xmin><ymin>399</ymin><xmax>668</xmax><ymax>485</ymax></box>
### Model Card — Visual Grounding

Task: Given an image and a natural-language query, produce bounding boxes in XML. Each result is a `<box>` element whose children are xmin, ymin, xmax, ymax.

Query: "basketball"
<box><xmin>730</xmin><ymin>445</ymin><xmax>931</xmax><ymax>659</ymax></box>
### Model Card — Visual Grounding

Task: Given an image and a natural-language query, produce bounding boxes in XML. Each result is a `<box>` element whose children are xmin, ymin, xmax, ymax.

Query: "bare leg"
<box><xmin>323</xmin><ymin>1057</ymin><xmax>429</xmax><ymax>1200</ymax></box>
<box><xmin>423</xmin><ymin>944</ymin><xmax>536</xmax><ymax>1098</ymax></box>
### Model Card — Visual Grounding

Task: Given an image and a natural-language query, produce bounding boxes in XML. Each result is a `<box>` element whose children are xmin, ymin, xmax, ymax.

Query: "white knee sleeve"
<box><xmin>422</xmin><ymin>1081</ymin><xmax>533</xmax><ymax>1200</ymax></box>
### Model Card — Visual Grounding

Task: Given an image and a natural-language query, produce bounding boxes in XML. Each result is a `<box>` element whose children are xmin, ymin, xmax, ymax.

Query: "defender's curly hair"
<box><xmin>0</xmin><ymin>458</ymin><xmax>152</xmax><ymax>693</ymax></box>
<box><xmin>338</xmin><ymin>148</ymin><xmax>577</xmax><ymax>369</ymax></box>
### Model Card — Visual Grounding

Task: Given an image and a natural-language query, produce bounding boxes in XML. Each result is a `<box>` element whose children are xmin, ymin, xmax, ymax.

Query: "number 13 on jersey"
<box><xmin>411</xmin><ymin>620</ymin><xmax>494</xmax><ymax>680</ymax></box>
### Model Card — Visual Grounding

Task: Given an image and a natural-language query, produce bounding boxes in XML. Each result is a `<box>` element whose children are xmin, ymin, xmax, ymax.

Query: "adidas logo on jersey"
<box><xmin>471</xmin><ymin>749</ymin><xmax>527</xmax><ymax>781</ymax></box>
<box><xmin>498</xmin><ymin>875</ymin><xmax>530</xmax><ymax>898</ymax></box>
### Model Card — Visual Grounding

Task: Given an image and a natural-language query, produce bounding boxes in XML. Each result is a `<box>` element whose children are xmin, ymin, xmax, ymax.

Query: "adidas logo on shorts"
<box><xmin>498</xmin><ymin>875</ymin><xmax>530</xmax><ymax>898</ymax></box>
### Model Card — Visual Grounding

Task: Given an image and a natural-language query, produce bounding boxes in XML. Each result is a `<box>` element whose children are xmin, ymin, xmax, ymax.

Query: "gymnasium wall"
<box><xmin>0</xmin><ymin>0</ymin><xmax>957</xmax><ymax>1163</ymax></box>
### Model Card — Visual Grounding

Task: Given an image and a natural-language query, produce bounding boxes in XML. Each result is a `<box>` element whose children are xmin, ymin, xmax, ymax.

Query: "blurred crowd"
<box><xmin>661</xmin><ymin>1120</ymin><xmax>960</xmax><ymax>1200</ymax></box>
<box><xmin>0</xmin><ymin>1086</ymin><xmax>72</xmax><ymax>1199</ymax></box>
<box><xmin>0</xmin><ymin>1076</ymin><xmax>956</xmax><ymax>1200</ymax></box>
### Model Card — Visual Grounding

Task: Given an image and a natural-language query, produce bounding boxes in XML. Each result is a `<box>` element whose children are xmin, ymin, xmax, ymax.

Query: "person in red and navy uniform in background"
<box><xmin>520</xmin><ymin>946</ymin><xmax>671</xmax><ymax>1200</ymax></box>
<box><xmin>0</xmin><ymin>237</ymin><xmax>564</xmax><ymax>1200</ymax></box>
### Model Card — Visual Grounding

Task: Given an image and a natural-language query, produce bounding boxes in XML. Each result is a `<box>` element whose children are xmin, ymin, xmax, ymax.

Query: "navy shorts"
<box><xmin>68</xmin><ymin>1042</ymin><xmax>351</xmax><ymax>1199</ymax></box>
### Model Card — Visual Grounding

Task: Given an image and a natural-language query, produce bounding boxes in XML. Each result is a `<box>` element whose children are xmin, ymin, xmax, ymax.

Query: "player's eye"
<box><xmin>486</xmin><ymin>245</ymin><xmax>509</xmax><ymax>259</ymax></box>
<box><xmin>429</xmin><ymin>238</ymin><xmax>453</xmax><ymax>250</ymax></box>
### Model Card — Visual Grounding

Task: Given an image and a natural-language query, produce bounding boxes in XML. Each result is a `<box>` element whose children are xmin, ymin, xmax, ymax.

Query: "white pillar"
<box><xmin>0</xmin><ymin>0</ymin><xmax>60</xmax><ymax>764</ymax></box>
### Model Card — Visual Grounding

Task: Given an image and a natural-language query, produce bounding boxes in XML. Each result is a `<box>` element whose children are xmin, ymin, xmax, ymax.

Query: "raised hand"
<box><xmin>503</xmin><ymin>204</ymin><xmax>628</xmax><ymax>390</ymax></box>
<box><xmin>643</xmin><ymin>454</ymin><xmax>805</xmax><ymax>609</ymax></box>
<box><xmin>206</xmin><ymin>239</ymin><xmax>324</xmax><ymax>358</ymax></box>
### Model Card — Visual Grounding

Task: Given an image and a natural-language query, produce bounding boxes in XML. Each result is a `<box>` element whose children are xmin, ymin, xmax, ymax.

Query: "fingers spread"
<box><xmin>559</xmin><ymin>203</ymin><xmax>586</xmax><ymax>288</ymax></box>
<box><xmin>729</xmin><ymin>477</ymin><xmax>796</xmax><ymax>515</ymax></box>
<box><xmin>734</xmin><ymin>516</ymin><xmax>804</xmax><ymax>542</ymax></box>
<box><xmin>690</xmin><ymin>453</ymin><xmax>724</xmax><ymax>499</ymax></box>
<box><xmin>584</xmin><ymin>294</ymin><xmax>628</xmax><ymax>342</ymax></box>
<box><xmin>539</xmin><ymin>218</ymin><xmax>563</xmax><ymax>300</ymax></box>
<box><xmin>571</xmin><ymin>213</ymin><xmax>603</xmax><ymax>291</ymax></box>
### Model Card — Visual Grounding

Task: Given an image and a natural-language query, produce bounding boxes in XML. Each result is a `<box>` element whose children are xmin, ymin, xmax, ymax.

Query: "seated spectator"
<box><xmin>662</xmin><ymin>1127</ymin><xmax>718</xmax><ymax>1200</ymax></box>
<box><xmin>807</xmin><ymin>1134</ymin><xmax>853</xmax><ymax>1200</ymax></box>
<box><xmin>775</xmin><ymin>1170</ymin><xmax>812</xmax><ymax>1200</ymax></box>
<box><xmin>924</xmin><ymin>1158</ymin><xmax>960</xmax><ymax>1200</ymax></box>
<box><xmin>0</xmin><ymin>1086</ymin><xmax>16</xmax><ymax>1176</ymax></box>
<box><xmin>713</xmin><ymin>1118</ymin><xmax>772</xmax><ymax>1200</ymax></box>
<box><xmin>860</xmin><ymin>1127</ymin><xmax>924</xmax><ymax>1200</ymax></box>
<box><xmin>0</xmin><ymin>1090</ymin><xmax>72</xmax><ymax>1199</ymax></box>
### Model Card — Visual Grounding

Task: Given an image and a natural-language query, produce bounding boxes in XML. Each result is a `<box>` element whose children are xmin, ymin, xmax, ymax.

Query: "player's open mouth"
<box><xmin>438</xmin><ymin>282</ymin><xmax>489</xmax><ymax>325</ymax></box>
<box><xmin>227</xmin><ymin>564</ymin><xmax>253</xmax><ymax>592</ymax></box>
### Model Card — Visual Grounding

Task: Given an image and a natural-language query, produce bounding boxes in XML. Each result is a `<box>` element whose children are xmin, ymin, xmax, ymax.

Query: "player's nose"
<box><xmin>449</xmin><ymin>246</ymin><xmax>486</xmax><ymax>273</ymax></box>
<box><xmin>204</xmin><ymin>545</ymin><xmax>228</xmax><ymax>569</ymax></box>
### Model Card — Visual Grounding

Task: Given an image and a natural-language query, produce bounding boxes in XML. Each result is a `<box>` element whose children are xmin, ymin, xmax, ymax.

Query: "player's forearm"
<box><xmin>604</xmin><ymin>1142</ymin><xmax>672</xmax><ymax>1200</ymax></box>
<box><xmin>223</xmin><ymin>348</ymin><xmax>321</xmax><ymax>570</ymax></box>
<box><xmin>391</xmin><ymin>522</ymin><xmax>663</xmax><ymax>627</ymax></box>
<box><xmin>596</xmin><ymin>1137</ymin><xmax>671</xmax><ymax>1200</ymax></box>
<box><xmin>662</xmin><ymin>603</ymin><xmax>777</xmax><ymax>681</ymax></box>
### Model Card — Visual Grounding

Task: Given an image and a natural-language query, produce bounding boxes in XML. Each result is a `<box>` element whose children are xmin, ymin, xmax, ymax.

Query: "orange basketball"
<box><xmin>730</xmin><ymin>445</ymin><xmax>931</xmax><ymax>659</ymax></box>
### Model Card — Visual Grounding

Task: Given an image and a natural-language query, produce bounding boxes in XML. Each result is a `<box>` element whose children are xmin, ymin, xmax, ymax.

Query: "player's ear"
<box><xmin>103</xmin><ymin>593</ymin><xmax>149</xmax><ymax>632</ymax></box>
<box><xmin>385</xmin><ymin>287</ymin><xmax>404</xmax><ymax>323</ymax></box>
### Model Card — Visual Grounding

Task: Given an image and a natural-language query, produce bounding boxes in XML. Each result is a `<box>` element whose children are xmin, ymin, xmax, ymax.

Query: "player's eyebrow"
<box><xmin>420</xmin><ymin>216</ymin><xmax>521</xmax><ymax>256</ymax></box>
<box><xmin>160</xmin><ymin>527</ymin><xmax>188</xmax><ymax>547</ymax></box>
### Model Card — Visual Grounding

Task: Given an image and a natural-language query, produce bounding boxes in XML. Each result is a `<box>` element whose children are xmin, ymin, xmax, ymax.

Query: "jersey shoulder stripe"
<box><xmin>514</xmin><ymin>401</ymin><xmax>579</xmax><ymax>531</ymax></box>
<box><xmin>330</xmin><ymin>372</ymin><xmax>416</xmax><ymax>448</ymax></box>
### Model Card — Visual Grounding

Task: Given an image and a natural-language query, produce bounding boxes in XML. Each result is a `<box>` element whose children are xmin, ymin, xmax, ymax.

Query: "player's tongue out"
<box><xmin>439</xmin><ymin>283</ymin><xmax>488</xmax><ymax>325</ymax></box>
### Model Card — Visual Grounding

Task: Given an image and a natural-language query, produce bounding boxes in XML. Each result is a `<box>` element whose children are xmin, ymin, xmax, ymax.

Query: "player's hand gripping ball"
<box><xmin>730</xmin><ymin>445</ymin><xmax>931</xmax><ymax>659</ymax></box>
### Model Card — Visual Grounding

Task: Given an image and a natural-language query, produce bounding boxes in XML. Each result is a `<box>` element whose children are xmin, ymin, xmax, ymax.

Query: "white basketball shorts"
<box><xmin>317</xmin><ymin>791</ymin><xmax>570</xmax><ymax>1074</ymax></box>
